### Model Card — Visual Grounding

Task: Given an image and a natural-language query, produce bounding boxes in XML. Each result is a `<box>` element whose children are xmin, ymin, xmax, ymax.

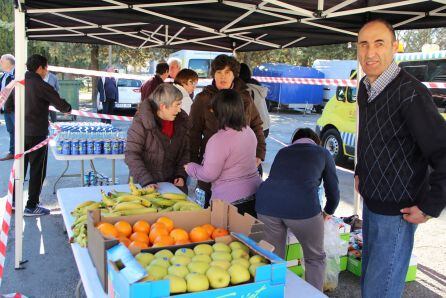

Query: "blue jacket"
<box><xmin>97</xmin><ymin>77</ymin><xmax>119</xmax><ymax>102</ymax></box>
<box><xmin>255</xmin><ymin>142</ymin><xmax>340</xmax><ymax>219</ymax></box>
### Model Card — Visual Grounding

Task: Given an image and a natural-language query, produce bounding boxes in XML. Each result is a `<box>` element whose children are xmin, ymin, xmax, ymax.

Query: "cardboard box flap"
<box><xmin>232</xmin><ymin>233</ymin><xmax>284</xmax><ymax>263</ymax></box>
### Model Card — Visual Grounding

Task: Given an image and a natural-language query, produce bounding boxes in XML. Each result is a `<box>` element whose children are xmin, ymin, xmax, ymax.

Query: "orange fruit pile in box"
<box><xmin>95</xmin><ymin>216</ymin><xmax>229</xmax><ymax>249</ymax></box>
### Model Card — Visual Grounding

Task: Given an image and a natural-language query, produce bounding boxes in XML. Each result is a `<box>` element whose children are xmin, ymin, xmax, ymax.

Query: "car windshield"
<box><xmin>117</xmin><ymin>79</ymin><xmax>142</xmax><ymax>87</ymax></box>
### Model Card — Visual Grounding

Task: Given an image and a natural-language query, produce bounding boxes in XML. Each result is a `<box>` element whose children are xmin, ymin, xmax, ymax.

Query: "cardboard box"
<box><xmin>87</xmin><ymin>200</ymin><xmax>264</xmax><ymax>291</ymax></box>
<box><xmin>347</xmin><ymin>255</ymin><xmax>417</xmax><ymax>282</ymax></box>
<box><xmin>107</xmin><ymin>233</ymin><xmax>286</xmax><ymax>298</ymax></box>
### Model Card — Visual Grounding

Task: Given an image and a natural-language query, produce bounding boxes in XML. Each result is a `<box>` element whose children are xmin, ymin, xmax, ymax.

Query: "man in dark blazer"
<box><xmin>0</xmin><ymin>54</ymin><xmax>15</xmax><ymax>160</ymax></box>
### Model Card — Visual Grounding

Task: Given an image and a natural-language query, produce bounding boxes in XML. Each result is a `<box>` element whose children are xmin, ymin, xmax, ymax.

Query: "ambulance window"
<box><xmin>336</xmin><ymin>86</ymin><xmax>346</xmax><ymax>101</ymax></box>
<box><xmin>188</xmin><ymin>59</ymin><xmax>211</xmax><ymax>78</ymax></box>
<box><xmin>401</xmin><ymin>64</ymin><xmax>428</xmax><ymax>81</ymax></box>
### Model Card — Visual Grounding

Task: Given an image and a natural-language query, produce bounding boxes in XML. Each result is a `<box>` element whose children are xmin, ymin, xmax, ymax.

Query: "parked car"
<box><xmin>97</xmin><ymin>78</ymin><xmax>142</xmax><ymax>112</ymax></box>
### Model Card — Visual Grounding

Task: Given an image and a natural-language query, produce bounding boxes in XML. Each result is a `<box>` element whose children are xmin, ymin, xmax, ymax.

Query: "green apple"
<box><xmin>229</xmin><ymin>241</ymin><xmax>249</xmax><ymax>252</ymax></box>
<box><xmin>150</xmin><ymin>257</ymin><xmax>170</xmax><ymax>268</ymax></box>
<box><xmin>186</xmin><ymin>272</ymin><xmax>209</xmax><ymax>292</ymax></box>
<box><xmin>145</xmin><ymin>264</ymin><xmax>168</xmax><ymax>281</ymax></box>
<box><xmin>165</xmin><ymin>275</ymin><xmax>187</xmax><ymax>294</ymax></box>
<box><xmin>211</xmin><ymin>251</ymin><xmax>232</xmax><ymax>262</ymax></box>
<box><xmin>210</xmin><ymin>260</ymin><xmax>231</xmax><ymax>270</ymax></box>
<box><xmin>168</xmin><ymin>264</ymin><xmax>190</xmax><ymax>278</ymax></box>
<box><xmin>187</xmin><ymin>261</ymin><xmax>210</xmax><ymax>274</ymax></box>
<box><xmin>135</xmin><ymin>252</ymin><xmax>155</xmax><ymax>267</ymax></box>
<box><xmin>249</xmin><ymin>262</ymin><xmax>267</xmax><ymax>277</ymax></box>
<box><xmin>175</xmin><ymin>247</ymin><xmax>195</xmax><ymax>258</ymax></box>
<box><xmin>212</xmin><ymin>242</ymin><xmax>231</xmax><ymax>253</ymax></box>
<box><xmin>206</xmin><ymin>266</ymin><xmax>230</xmax><ymax>289</ymax></box>
<box><xmin>231</xmin><ymin>258</ymin><xmax>250</xmax><ymax>269</ymax></box>
<box><xmin>228</xmin><ymin>264</ymin><xmax>250</xmax><ymax>285</ymax></box>
<box><xmin>231</xmin><ymin>248</ymin><xmax>249</xmax><ymax>260</ymax></box>
<box><xmin>192</xmin><ymin>254</ymin><xmax>212</xmax><ymax>264</ymax></box>
<box><xmin>155</xmin><ymin>249</ymin><xmax>174</xmax><ymax>259</ymax></box>
<box><xmin>170</xmin><ymin>255</ymin><xmax>191</xmax><ymax>266</ymax></box>
<box><xmin>249</xmin><ymin>255</ymin><xmax>267</xmax><ymax>264</ymax></box>
<box><xmin>194</xmin><ymin>244</ymin><xmax>213</xmax><ymax>256</ymax></box>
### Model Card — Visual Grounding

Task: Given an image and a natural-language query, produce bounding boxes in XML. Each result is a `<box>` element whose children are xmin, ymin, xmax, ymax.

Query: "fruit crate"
<box><xmin>107</xmin><ymin>233</ymin><xmax>286</xmax><ymax>298</ymax></box>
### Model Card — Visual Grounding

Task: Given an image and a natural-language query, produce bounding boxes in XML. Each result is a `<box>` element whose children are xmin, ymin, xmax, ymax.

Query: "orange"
<box><xmin>212</xmin><ymin>228</ymin><xmax>229</xmax><ymax>239</ymax></box>
<box><xmin>149</xmin><ymin>227</ymin><xmax>169</xmax><ymax>244</ymax></box>
<box><xmin>96</xmin><ymin>222</ymin><xmax>119</xmax><ymax>239</ymax></box>
<box><xmin>201</xmin><ymin>224</ymin><xmax>215</xmax><ymax>237</ymax></box>
<box><xmin>114</xmin><ymin>221</ymin><xmax>132</xmax><ymax>237</ymax></box>
<box><xmin>156</xmin><ymin>217</ymin><xmax>174</xmax><ymax>232</ymax></box>
<box><xmin>133</xmin><ymin>220</ymin><xmax>150</xmax><ymax>234</ymax></box>
<box><xmin>118</xmin><ymin>236</ymin><xmax>131</xmax><ymax>247</ymax></box>
<box><xmin>151</xmin><ymin>242</ymin><xmax>168</xmax><ymax>248</ymax></box>
<box><xmin>170</xmin><ymin>228</ymin><xmax>189</xmax><ymax>243</ymax></box>
<box><xmin>129</xmin><ymin>240</ymin><xmax>149</xmax><ymax>250</ymax></box>
<box><xmin>150</xmin><ymin>222</ymin><xmax>167</xmax><ymax>231</ymax></box>
<box><xmin>153</xmin><ymin>235</ymin><xmax>175</xmax><ymax>246</ymax></box>
<box><xmin>175</xmin><ymin>239</ymin><xmax>191</xmax><ymax>245</ymax></box>
<box><xmin>189</xmin><ymin>226</ymin><xmax>210</xmax><ymax>243</ymax></box>
<box><xmin>130</xmin><ymin>231</ymin><xmax>150</xmax><ymax>244</ymax></box>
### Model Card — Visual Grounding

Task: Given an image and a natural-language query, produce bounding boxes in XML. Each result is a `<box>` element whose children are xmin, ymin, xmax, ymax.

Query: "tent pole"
<box><xmin>14</xmin><ymin>3</ymin><xmax>26</xmax><ymax>269</ymax></box>
<box><xmin>353</xmin><ymin>61</ymin><xmax>364</xmax><ymax>217</ymax></box>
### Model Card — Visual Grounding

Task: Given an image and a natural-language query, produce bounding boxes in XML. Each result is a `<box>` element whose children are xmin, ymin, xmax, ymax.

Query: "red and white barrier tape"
<box><xmin>2</xmin><ymin>293</ymin><xmax>28</xmax><ymax>298</ymax></box>
<box><xmin>49</xmin><ymin>106</ymin><xmax>133</xmax><ymax>122</ymax></box>
<box><xmin>0</xmin><ymin>124</ymin><xmax>61</xmax><ymax>288</ymax></box>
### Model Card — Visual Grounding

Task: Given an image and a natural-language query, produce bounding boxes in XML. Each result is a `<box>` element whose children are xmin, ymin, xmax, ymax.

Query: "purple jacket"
<box><xmin>186</xmin><ymin>127</ymin><xmax>261</xmax><ymax>203</ymax></box>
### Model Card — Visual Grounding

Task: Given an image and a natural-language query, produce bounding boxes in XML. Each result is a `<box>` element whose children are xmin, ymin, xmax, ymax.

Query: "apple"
<box><xmin>150</xmin><ymin>257</ymin><xmax>170</xmax><ymax>268</ymax></box>
<box><xmin>186</xmin><ymin>272</ymin><xmax>209</xmax><ymax>292</ymax></box>
<box><xmin>231</xmin><ymin>248</ymin><xmax>249</xmax><ymax>260</ymax></box>
<box><xmin>194</xmin><ymin>244</ymin><xmax>213</xmax><ymax>256</ymax></box>
<box><xmin>135</xmin><ymin>252</ymin><xmax>155</xmax><ymax>267</ymax></box>
<box><xmin>228</xmin><ymin>264</ymin><xmax>250</xmax><ymax>285</ymax></box>
<box><xmin>249</xmin><ymin>255</ymin><xmax>266</xmax><ymax>264</ymax></box>
<box><xmin>229</xmin><ymin>241</ymin><xmax>249</xmax><ymax>252</ymax></box>
<box><xmin>192</xmin><ymin>254</ymin><xmax>212</xmax><ymax>264</ymax></box>
<box><xmin>249</xmin><ymin>262</ymin><xmax>268</xmax><ymax>277</ymax></box>
<box><xmin>168</xmin><ymin>264</ymin><xmax>190</xmax><ymax>278</ymax></box>
<box><xmin>212</xmin><ymin>242</ymin><xmax>231</xmax><ymax>253</ymax></box>
<box><xmin>175</xmin><ymin>247</ymin><xmax>195</xmax><ymax>258</ymax></box>
<box><xmin>145</xmin><ymin>264</ymin><xmax>168</xmax><ymax>281</ymax></box>
<box><xmin>206</xmin><ymin>266</ymin><xmax>230</xmax><ymax>289</ymax></box>
<box><xmin>170</xmin><ymin>255</ymin><xmax>191</xmax><ymax>266</ymax></box>
<box><xmin>231</xmin><ymin>258</ymin><xmax>250</xmax><ymax>269</ymax></box>
<box><xmin>165</xmin><ymin>275</ymin><xmax>187</xmax><ymax>294</ymax></box>
<box><xmin>187</xmin><ymin>261</ymin><xmax>210</xmax><ymax>274</ymax></box>
<box><xmin>209</xmin><ymin>260</ymin><xmax>231</xmax><ymax>271</ymax></box>
<box><xmin>155</xmin><ymin>249</ymin><xmax>174</xmax><ymax>259</ymax></box>
<box><xmin>211</xmin><ymin>251</ymin><xmax>232</xmax><ymax>262</ymax></box>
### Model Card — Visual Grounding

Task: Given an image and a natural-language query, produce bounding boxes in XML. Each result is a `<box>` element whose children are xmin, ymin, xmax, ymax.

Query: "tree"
<box><xmin>396</xmin><ymin>28</ymin><xmax>446</xmax><ymax>52</ymax></box>
<box><xmin>0</xmin><ymin>0</ymin><xmax>14</xmax><ymax>54</ymax></box>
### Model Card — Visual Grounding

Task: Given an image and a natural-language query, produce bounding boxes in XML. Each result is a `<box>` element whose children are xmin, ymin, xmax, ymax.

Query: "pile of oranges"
<box><xmin>96</xmin><ymin>217</ymin><xmax>229</xmax><ymax>250</ymax></box>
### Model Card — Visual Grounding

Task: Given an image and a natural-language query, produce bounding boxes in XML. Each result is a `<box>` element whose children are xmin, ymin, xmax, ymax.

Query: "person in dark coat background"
<box><xmin>140</xmin><ymin>62</ymin><xmax>169</xmax><ymax>103</ymax></box>
<box><xmin>97</xmin><ymin>67</ymin><xmax>118</xmax><ymax>123</ymax></box>
<box><xmin>0</xmin><ymin>54</ymin><xmax>15</xmax><ymax>161</ymax></box>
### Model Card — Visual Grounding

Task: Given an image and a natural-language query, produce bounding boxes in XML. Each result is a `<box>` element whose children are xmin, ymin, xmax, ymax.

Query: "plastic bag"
<box><xmin>323</xmin><ymin>218</ymin><xmax>345</xmax><ymax>291</ymax></box>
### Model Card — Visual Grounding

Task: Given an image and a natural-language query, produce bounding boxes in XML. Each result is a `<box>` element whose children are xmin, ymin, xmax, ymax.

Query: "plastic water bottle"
<box><xmin>194</xmin><ymin>188</ymin><xmax>206</xmax><ymax>208</ymax></box>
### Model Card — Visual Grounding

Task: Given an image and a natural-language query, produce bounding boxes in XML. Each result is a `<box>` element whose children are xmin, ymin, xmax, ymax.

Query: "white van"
<box><xmin>97</xmin><ymin>78</ymin><xmax>142</xmax><ymax>112</ymax></box>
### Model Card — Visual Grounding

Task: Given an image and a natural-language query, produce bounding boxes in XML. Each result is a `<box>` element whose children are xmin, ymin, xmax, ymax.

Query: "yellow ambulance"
<box><xmin>316</xmin><ymin>50</ymin><xmax>446</xmax><ymax>163</ymax></box>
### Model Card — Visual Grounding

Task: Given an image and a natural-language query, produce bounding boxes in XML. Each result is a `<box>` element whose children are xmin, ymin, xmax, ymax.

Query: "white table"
<box><xmin>50</xmin><ymin>143</ymin><xmax>124</xmax><ymax>194</ymax></box>
<box><xmin>57</xmin><ymin>184</ymin><xmax>327</xmax><ymax>298</ymax></box>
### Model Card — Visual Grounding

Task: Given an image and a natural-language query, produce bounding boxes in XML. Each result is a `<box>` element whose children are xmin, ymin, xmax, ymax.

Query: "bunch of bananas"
<box><xmin>70</xmin><ymin>177</ymin><xmax>202</xmax><ymax>247</ymax></box>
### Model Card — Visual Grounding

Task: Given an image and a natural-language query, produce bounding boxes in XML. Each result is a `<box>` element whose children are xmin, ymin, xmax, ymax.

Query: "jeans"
<box><xmin>361</xmin><ymin>203</ymin><xmax>417</xmax><ymax>298</ymax></box>
<box><xmin>4</xmin><ymin>112</ymin><xmax>14</xmax><ymax>154</ymax></box>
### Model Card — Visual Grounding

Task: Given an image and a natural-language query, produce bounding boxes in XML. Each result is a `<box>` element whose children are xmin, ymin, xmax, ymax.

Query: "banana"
<box><xmin>173</xmin><ymin>201</ymin><xmax>202</xmax><ymax>211</ymax></box>
<box><xmin>71</xmin><ymin>202</ymin><xmax>102</xmax><ymax>216</ymax></box>
<box><xmin>101</xmin><ymin>190</ymin><xmax>116</xmax><ymax>207</ymax></box>
<box><xmin>158</xmin><ymin>207</ymin><xmax>173</xmax><ymax>213</ymax></box>
<box><xmin>141</xmin><ymin>193</ymin><xmax>161</xmax><ymax>199</ymax></box>
<box><xmin>139</xmin><ymin>185</ymin><xmax>156</xmax><ymax>195</ymax></box>
<box><xmin>113</xmin><ymin>202</ymin><xmax>146</xmax><ymax>211</ymax></box>
<box><xmin>151</xmin><ymin>198</ymin><xmax>176</xmax><ymax>207</ymax></box>
<box><xmin>71</xmin><ymin>214</ymin><xmax>87</xmax><ymax>228</ymax></box>
<box><xmin>161</xmin><ymin>193</ymin><xmax>187</xmax><ymax>200</ymax></box>
<box><xmin>73</xmin><ymin>200</ymin><xmax>97</xmax><ymax>211</ymax></box>
<box><xmin>139</xmin><ymin>198</ymin><xmax>152</xmax><ymax>208</ymax></box>
<box><xmin>111</xmin><ymin>191</ymin><xmax>132</xmax><ymax>198</ymax></box>
<box><xmin>119</xmin><ymin>208</ymin><xmax>157</xmax><ymax>216</ymax></box>
<box><xmin>129</xmin><ymin>176</ymin><xmax>141</xmax><ymax>196</ymax></box>
<box><xmin>180</xmin><ymin>204</ymin><xmax>202</xmax><ymax>211</ymax></box>
<box><xmin>116</xmin><ymin>194</ymin><xmax>144</xmax><ymax>203</ymax></box>
<box><xmin>102</xmin><ymin>211</ymin><xmax>124</xmax><ymax>218</ymax></box>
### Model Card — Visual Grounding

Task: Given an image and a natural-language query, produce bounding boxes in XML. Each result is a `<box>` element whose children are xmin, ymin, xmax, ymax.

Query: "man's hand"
<box><xmin>145</xmin><ymin>183</ymin><xmax>158</xmax><ymax>189</ymax></box>
<box><xmin>174</xmin><ymin>178</ymin><xmax>185</xmax><ymax>187</ymax></box>
<box><xmin>354</xmin><ymin>175</ymin><xmax>359</xmax><ymax>193</ymax></box>
<box><xmin>401</xmin><ymin>206</ymin><xmax>430</xmax><ymax>224</ymax></box>
<box><xmin>256</xmin><ymin>158</ymin><xmax>262</xmax><ymax>168</ymax></box>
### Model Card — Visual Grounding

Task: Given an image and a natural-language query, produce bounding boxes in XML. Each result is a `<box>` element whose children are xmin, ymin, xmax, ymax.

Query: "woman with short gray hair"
<box><xmin>125</xmin><ymin>83</ymin><xmax>190</xmax><ymax>192</ymax></box>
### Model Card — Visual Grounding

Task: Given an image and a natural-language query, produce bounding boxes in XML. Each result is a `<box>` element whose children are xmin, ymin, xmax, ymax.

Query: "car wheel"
<box><xmin>322</xmin><ymin>128</ymin><xmax>348</xmax><ymax>164</ymax></box>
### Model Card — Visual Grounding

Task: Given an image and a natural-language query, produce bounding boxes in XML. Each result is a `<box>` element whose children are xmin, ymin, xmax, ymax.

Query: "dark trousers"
<box><xmin>24</xmin><ymin>135</ymin><xmax>48</xmax><ymax>209</ymax></box>
<box><xmin>101</xmin><ymin>99</ymin><xmax>115</xmax><ymax>124</ymax></box>
<box><xmin>4</xmin><ymin>112</ymin><xmax>15</xmax><ymax>154</ymax></box>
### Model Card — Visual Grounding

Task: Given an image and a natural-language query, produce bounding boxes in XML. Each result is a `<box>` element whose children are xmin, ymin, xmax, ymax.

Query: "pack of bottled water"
<box><xmin>54</xmin><ymin>122</ymin><xmax>126</xmax><ymax>156</ymax></box>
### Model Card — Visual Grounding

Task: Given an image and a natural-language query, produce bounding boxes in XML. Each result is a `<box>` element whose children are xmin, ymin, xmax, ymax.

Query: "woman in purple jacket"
<box><xmin>185</xmin><ymin>89</ymin><xmax>261</xmax><ymax>217</ymax></box>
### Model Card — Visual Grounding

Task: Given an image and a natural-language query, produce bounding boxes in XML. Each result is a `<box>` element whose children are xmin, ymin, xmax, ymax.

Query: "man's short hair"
<box><xmin>211</xmin><ymin>55</ymin><xmax>240</xmax><ymax>78</ymax></box>
<box><xmin>26</xmin><ymin>54</ymin><xmax>48</xmax><ymax>72</ymax></box>
<box><xmin>212</xmin><ymin>89</ymin><xmax>246</xmax><ymax>131</ymax></box>
<box><xmin>150</xmin><ymin>83</ymin><xmax>182</xmax><ymax>109</ymax></box>
<box><xmin>291</xmin><ymin>128</ymin><xmax>321</xmax><ymax>145</ymax></box>
<box><xmin>167</xmin><ymin>57</ymin><xmax>182</xmax><ymax>68</ymax></box>
<box><xmin>156</xmin><ymin>62</ymin><xmax>169</xmax><ymax>75</ymax></box>
<box><xmin>1</xmin><ymin>54</ymin><xmax>15</xmax><ymax>66</ymax></box>
<box><xmin>174</xmin><ymin>69</ymin><xmax>198</xmax><ymax>86</ymax></box>
<box><xmin>360</xmin><ymin>19</ymin><xmax>396</xmax><ymax>41</ymax></box>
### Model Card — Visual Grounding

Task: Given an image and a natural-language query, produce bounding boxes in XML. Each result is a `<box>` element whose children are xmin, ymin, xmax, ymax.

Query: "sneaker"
<box><xmin>24</xmin><ymin>206</ymin><xmax>51</xmax><ymax>216</ymax></box>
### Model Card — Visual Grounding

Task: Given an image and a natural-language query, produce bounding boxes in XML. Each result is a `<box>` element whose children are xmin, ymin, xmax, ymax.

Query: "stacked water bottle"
<box><xmin>54</xmin><ymin>122</ymin><xmax>126</xmax><ymax>155</ymax></box>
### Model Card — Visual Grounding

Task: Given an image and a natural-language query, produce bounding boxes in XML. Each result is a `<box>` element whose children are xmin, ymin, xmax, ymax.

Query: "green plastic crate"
<box><xmin>59</xmin><ymin>80</ymin><xmax>81</xmax><ymax>110</ymax></box>
<box><xmin>347</xmin><ymin>257</ymin><xmax>417</xmax><ymax>282</ymax></box>
<box><xmin>288</xmin><ymin>265</ymin><xmax>305</xmax><ymax>278</ymax></box>
<box><xmin>340</xmin><ymin>255</ymin><xmax>347</xmax><ymax>271</ymax></box>
<box><xmin>285</xmin><ymin>243</ymin><xmax>303</xmax><ymax>261</ymax></box>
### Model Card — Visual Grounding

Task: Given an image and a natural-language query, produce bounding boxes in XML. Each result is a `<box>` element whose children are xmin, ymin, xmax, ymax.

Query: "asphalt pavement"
<box><xmin>0</xmin><ymin>109</ymin><xmax>444</xmax><ymax>297</ymax></box>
